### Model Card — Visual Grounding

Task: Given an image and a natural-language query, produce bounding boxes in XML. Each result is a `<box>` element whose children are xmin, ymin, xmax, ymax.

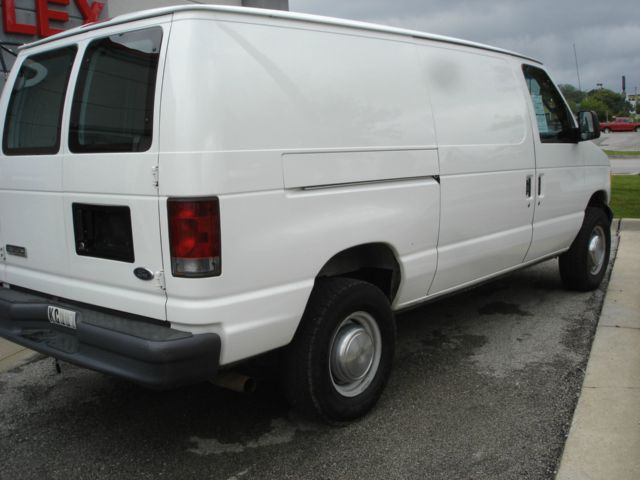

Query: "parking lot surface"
<box><xmin>595</xmin><ymin>132</ymin><xmax>640</xmax><ymax>174</ymax></box>
<box><xmin>0</xmin><ymin>254</ymin><xmax>615</xmax><ymax>480</ymax></box>
<box><xmin>610</xmin><ymin>158</ymin><xmax>640</xmax><ymax>174</ymax></box>
<box><xmin>597</xmin><ymin>131</ymin><xmax>640</xmax><ymax>152</ymax></box>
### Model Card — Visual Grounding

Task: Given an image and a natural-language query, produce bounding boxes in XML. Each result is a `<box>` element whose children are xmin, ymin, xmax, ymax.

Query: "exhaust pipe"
<box><xmin>212</xmin><ymin>372</ymin><xmax>257</xmax><ymax>394</ymax></box>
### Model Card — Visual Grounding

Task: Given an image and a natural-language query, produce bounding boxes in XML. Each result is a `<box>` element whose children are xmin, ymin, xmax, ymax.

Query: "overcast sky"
<box><xmin>289</xmin><ymin>0</ymin><xmax>639</xmax><ymax>95</ymax></box>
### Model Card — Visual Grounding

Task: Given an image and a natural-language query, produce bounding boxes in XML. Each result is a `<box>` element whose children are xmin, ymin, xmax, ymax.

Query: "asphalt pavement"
<box><xmin>597</xmin><ymin>131</ymin><xmax>640</xmax><ymax>152</ymax></box>
<box><xmin>595</xmin><ymin>131</ymin><xmax>640</xmax><ymax>174</ymax></box>
<box><xmin>609</xmin><ymin>158</ymin><xmax>640</xmax><ymax>175</ymax></box>
<box><xmin>0</xmin><ymin>248</ymin><xmax>616</xmax><ymax>479</ymax></box>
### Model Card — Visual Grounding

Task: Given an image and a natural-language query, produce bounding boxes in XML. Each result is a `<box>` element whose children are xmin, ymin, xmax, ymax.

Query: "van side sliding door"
<box><xmin>521</xmin><ymin>65</ymin><xmax>586</xmax><ymax>261</ymax></box>
<box><xmin>425</xmin><ymin>48</ymin><xmax>535</xmax><ymax>295</ymax></box>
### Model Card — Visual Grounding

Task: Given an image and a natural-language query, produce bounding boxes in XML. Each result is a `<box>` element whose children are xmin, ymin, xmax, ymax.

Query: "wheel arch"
<box><xmin>316</xmin><ymin>243</ymin><xmax>402</xmax><ymax>303</ymax></box>
<box><xmin>587</xmin><ymin>190</ymin><xmax>613</xmax><ymax>224</ymax></box>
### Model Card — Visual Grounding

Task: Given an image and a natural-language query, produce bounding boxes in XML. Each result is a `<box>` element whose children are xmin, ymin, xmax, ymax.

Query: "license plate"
<box><xmin>47</xmin><ymin>306</ymin><xmax>77</xmax><ymax>330</ymax></box>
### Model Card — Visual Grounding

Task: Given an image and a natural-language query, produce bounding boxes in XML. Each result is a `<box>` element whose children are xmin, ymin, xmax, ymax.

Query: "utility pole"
<box><xmin>573</xmin><ymin>43</ymin><xmax>582</xmax><ymax>91</ymax></box>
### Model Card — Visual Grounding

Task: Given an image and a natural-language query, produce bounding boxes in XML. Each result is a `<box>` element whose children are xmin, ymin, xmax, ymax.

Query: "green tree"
<box><xmin>580</xmin><ymin>97</ymin><xmax>609</xmax><ymax>121</ymax></box>
<box><xmin>584</xmin><ymin>88</ymin><xmax>632</xmax><ymax>118</ymax></box>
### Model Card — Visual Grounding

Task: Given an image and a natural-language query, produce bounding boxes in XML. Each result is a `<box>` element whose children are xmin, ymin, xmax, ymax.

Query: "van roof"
<box><xmin>22</xmin><ymin>5</ymin><xmax>541</xmax><ymax>64</ymax></box>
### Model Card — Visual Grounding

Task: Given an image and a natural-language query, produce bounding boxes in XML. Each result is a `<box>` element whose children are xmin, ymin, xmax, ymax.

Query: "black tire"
<box><xmin>281</xmin><ymin>277</ymin><xmax>396</xmax><ymax>423</ymax></box>
<box><xmin>559</xmin><ymin>207</ymin><xmax>611</xmax><ymax>291</ymax></box>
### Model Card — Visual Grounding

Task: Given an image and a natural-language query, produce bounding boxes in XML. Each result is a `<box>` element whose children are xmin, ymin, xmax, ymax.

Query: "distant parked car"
<box><xmin>600</xmin><ymin>117</ymin><xmax>640</xmax><ymax>133</ymax></box>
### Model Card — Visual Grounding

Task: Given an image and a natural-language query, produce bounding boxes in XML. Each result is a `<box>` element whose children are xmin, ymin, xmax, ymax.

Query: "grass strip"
<box><xmin>611</xmin><ymin>175</ymin><xmax>640</xmax><ymax>218</ymax></box>
<box><xmin>603</xmin><ymin>150</ymin><xmax>640</xmax><ymax>157</ymax></box>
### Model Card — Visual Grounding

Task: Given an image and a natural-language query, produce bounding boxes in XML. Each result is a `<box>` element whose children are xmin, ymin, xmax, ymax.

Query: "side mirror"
<box><xmin>578</xmin><ymin>111</ymin><xmax>600</xmax><ymax>141</ymax></box>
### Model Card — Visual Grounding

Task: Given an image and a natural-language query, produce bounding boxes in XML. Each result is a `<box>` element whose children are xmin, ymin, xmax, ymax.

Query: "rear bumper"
<box><xmin>0</xmin><ymin>287</ymin><xmax>220</xmax><ymax>389</ymax></box>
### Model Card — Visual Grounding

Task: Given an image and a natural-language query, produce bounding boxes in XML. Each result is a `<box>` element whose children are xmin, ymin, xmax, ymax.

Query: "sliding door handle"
<box><xmin>537</xmin><ymin>173</ymin><xmax>544</xmax><ymax>205</ymax></box>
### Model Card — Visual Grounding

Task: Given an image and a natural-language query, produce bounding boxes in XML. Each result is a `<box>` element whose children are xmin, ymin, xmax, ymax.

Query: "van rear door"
<box><xmin>0</xmin><ymin>23</ymin><xmax>169</xmax><ymax>321</ymax></box>
<box><xmin>0</xmin><ymin>46</ymin><xmax>78</xmax><ymax>300</ymax></box>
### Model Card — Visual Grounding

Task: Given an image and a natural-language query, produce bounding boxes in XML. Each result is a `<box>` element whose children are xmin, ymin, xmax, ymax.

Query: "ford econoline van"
<box><xmin>0</xmin><ymin>6</ymin><xmax>611</xmax><ymax>422</ymax></box>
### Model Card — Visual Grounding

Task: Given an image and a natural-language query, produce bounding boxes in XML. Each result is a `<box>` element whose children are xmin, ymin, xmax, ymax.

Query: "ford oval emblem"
<box><xmin>134</xmin><ymin>268</ymin><xmax>154</xmax><ymax>281</ymax></box>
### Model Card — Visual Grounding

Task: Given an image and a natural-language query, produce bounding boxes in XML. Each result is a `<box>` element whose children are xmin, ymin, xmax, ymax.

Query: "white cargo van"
<box><xmin>0</xmin><ymin>6</ymin><xmax>611</xmax><ymax>422</ymax></box>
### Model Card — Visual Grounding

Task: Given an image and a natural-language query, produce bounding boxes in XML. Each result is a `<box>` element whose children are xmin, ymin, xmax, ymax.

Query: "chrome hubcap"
<box><xmin>588</xmin><ymin>225</ymin><xmax>606</xmax><ymax>275</ymax></box>
<box><xmin>329</xmin><ymin>312</ymin><xmax>381</xmax><ymax>397</ymax></box>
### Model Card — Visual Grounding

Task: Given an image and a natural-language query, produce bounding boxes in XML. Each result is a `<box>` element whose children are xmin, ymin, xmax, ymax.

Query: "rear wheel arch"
<box><xmin>315</xmin><ymin>243</ymin><xmax>402</xmax><ymax>303</ymax></box>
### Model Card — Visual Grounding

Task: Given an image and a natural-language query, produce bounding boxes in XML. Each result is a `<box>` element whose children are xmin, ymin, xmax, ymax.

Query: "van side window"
<box><xmin>69</xmin><ymin>27</ymin><xmax>162</xmax><ymax>153</ymax></box>
<box><xmin>2</xmin><ymin>47</ymin><xmax>77</xmax><ymax>156</ymax></box>
<box><xmin>522</xmin><ymin>65</ymin><xmax>575</xmax><ymax>143</ymax></box>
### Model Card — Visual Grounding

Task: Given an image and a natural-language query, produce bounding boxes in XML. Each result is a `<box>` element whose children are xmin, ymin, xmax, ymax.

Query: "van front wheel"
<box><xmin>282</xmin><ymin>278</ymin><xmax>395</xmax><ymax>423</ymax></box>
<box><xmin>559</xmin><ymin>207</ymin><xmax>611</xmax><ymax>291</ymax></box>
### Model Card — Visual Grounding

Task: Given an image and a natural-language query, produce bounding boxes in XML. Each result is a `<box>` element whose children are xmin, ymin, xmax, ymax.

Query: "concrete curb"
<box><xmin>556</xmin><ymin>218</ymin><xmax>640</xmax><ymax>480</ymax></box>
<box><xmin>0</xmin><ymin>338</ymin><xmax>37</xmax><ymax>372</ymax></box>
<box><xmin>0</xmin><ymin>338</ymin><xmax>35</xmax><ymax>372</ymax></box>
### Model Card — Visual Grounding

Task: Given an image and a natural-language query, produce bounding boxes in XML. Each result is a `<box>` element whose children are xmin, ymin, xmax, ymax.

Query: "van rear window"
<box><xmin>69</xmin><ymin>27</ymin><xmax>162</xmax><ymax>153</ymax></box>
<box><xmin>2</xmin><ymin>47</ymin><xmax>76</xmax><ymax>156</ymax></box>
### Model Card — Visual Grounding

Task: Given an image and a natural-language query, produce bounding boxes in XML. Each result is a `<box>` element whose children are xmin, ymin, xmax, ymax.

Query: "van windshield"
<box><xmin>2</xmin><ymin>47</ymin><xmax>77</xmax><ymax>156</ymax></box>
<box><xmin>69</xmin><ymin>27</ymin><xmax>162</xmax><ymax>153</ymax></box>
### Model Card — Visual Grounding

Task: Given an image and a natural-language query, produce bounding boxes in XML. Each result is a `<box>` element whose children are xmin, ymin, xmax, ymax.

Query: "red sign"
<box><xmin>2</xmin><ymin>0</ymin><xmax>105</xmax><ymax>38</ymax></box>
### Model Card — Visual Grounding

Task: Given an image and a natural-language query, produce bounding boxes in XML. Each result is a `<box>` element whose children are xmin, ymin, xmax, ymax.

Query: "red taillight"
<box><xmin>168</xmin><ymin>198</ymin><xmax>221</xmax><ymax>277</ymax></box>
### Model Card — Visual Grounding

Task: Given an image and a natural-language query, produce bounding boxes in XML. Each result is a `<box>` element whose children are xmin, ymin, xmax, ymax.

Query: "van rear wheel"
<box><xmin>559</xmin><ymin>207</ymin><xmax>611</xmax><ymax>291</ymax></box>
<box><xmin>282</xmin><ymin>277</ymin><xmax>395</xmax><ymax>423</ymax></box>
